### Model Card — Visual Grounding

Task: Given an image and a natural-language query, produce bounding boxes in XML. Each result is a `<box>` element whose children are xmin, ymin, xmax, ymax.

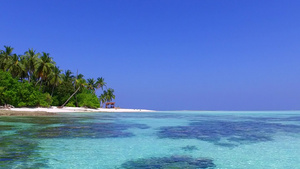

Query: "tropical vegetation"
<box><xmin>0</xmin><ymin>46</ymin><xmax>115</xmax><ymax>108</ymax></box>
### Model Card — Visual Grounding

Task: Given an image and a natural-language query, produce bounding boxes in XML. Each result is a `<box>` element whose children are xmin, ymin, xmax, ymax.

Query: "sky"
<box><xmin>1</xmin><ymin>0</ymin><xmax>300</xmax><ymax>110</ymax></box>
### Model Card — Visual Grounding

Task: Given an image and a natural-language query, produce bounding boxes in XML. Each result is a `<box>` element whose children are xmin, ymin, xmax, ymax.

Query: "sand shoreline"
<box><xmin>0</xmin><ymin>106</ymin><xmax>155</xmax><ymax>116</ymax></box>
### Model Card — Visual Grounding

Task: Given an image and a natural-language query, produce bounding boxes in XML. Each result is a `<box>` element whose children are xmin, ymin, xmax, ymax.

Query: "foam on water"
<box><xmin>0</xmin><ymin>111</ymin><xmax>300</xmax><ymax>168</ymax></box>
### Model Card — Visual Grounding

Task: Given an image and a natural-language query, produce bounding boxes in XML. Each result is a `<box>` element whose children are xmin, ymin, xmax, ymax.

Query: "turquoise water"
<box><xmin>1</xmin><ymin>111</ymin><xmax>300</xmax><ymax>168</ymax></box>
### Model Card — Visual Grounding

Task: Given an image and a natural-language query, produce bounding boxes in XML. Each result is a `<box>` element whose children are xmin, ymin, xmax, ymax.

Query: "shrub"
<box><xmin>77</xmin><ymin>89</ymin><xmax>100</xmax><ymax>109</ymax></box>
<box><xmin>0</xmin><ymin>71</ymin><xmax>52</xmax><ymax>107</ymax></box>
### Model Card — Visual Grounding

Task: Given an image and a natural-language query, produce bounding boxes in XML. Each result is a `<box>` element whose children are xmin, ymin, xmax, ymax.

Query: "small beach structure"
<box><xmin>105</xmin><ymin>102</ymin><xmax>115</xmax><ymax>108</ymax></box>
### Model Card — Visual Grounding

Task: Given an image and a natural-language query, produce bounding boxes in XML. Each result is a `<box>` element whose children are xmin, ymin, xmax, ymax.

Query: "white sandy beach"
<box><xmin>9</xmin><ymin>106</ymin><xmax>155</xmax><ymax>113</ymax></box>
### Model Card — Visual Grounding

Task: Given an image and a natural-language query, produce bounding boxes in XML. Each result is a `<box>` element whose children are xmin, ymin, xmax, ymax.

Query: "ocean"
<box><xmin>0</xmin><ymin>111</ymin><xmax>300</xmax><ymax>168</ymax></box>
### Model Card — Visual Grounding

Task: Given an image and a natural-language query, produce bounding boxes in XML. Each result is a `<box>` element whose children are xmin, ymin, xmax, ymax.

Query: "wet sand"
<box><xmin>0</xmin><ymin>110</ymin><xmax>57</xmax><ymax>116</ymax></box>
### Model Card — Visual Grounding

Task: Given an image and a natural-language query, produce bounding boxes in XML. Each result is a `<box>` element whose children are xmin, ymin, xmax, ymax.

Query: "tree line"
<box><xmin>0</xmin><ymin>46</ymin><xmax>115</xmax><ymax>108</ymax></box>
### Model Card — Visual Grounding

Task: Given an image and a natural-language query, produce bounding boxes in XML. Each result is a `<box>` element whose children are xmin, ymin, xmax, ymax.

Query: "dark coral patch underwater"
<box><xmin>27</xmin><ymin>122</ymin><xmax>149</xmax><ymax>139</ymax></box>
<box><xmin>0</xmin><ymin>116</ymin><xmax>150</xmax><ymax>168</ymax></box>
<box><xmin>158</xmin><ymin>120</ymin><xmax>300</xmax><ymax>146</ymax></box>
<box><xmin>0</xmin><ymin>116</ymin><xmax>150</xmax><ymax>139</ymax></box>
<box><xmin>120</xmin><ymin>156</ymin><xmax>215</xmax><ymax>169</ymax></box>
<box><xmin>244</xmin><ymin>115</ymin><xmax>300</xmax><ymax>122</ymax></box>
<box><xmin>182</xmin><ymin>145</ymin><xmax>199</xmax><ymax>151</ymax></box>
<box><xmin>0</xmin><ymin>135</ymin><xmax>48</xmax><ymax>168</ymax></box>
<box><xmin>16</xmin><ymin>120</ymin><xmax>150</xmax><ymax>139</ymax></box>
<box><xmin>0</xmin><ymin>124</ymin><xmax>14</xmax><ymax>133</ymax></box>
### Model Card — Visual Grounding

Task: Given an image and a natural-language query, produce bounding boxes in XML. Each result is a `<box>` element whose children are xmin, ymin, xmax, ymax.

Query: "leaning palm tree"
<box><xmin>0</xmin><ymin>46</ymin><xmax>14</xmax><ymax>71</ymax></box>
<box><xmin>24</xmin><ymin>49</ymin><xmax>40</xmax><ymax>83</ymax></box>
<box><xmin>61</xmin><ymin>78</ymin><xmax>87</xmax><ymax>107</ymax></box>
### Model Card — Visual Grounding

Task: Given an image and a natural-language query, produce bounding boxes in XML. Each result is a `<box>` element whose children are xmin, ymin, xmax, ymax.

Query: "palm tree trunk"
<box><xmin>61</xmin><ymin>86</ymin><xmax>80</xmax><ymax>107</ymax></box>
<box><xmin>75</xmin><ymin>70</ymin><xmax>78</xmax><ymax>107</ymax></box>
<box><xmin>39</xmin><ymin>80</ymin><xmax>42</xmax><ymax>91</ymax></box>
<box><xmin>75</xmin><ymin>95</ymin><xmax>78</xmax><ymax>107</ymax></box>
<box><xmin>29</xmin><ymin>71</ymin><xmax>33</xmax><ymax>83</ymax></box>
<box><xmin>51</xmin><ymin>85</ymin><xmax>55</xmax><ymax>96</ymax></box>
<box><xmin>35</xmin><ymin>79</ymin><xmax>41</xmax><ymax>86</ymax></box>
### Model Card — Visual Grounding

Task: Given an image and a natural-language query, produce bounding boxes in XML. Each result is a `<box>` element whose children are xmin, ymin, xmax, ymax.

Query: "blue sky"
<box><xmin>1</xmin><ymin>0</ymin><xmax>300</xmax><ymax>110</ymax></box>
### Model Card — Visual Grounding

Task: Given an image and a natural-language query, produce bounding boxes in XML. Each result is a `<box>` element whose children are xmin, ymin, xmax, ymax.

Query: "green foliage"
<box><xmin>0</xmin><ymin>71</ymin><xmax>52</xmax><ymax>107</ymax></box>
<box><xmin>51</xmin><ymin>96</ymin><xmax>60</xmax><ymax>106</ymax></box>
<box><xmin>77</xmin><ymin>89</ymin><xmax>100</xmax><ymax>108</ymax></box>
<box><xmin>0</xmin><ymin>70</ymin><xmax>19</xmax><ymax>105</ymax></box>
<box><xmin>52</xmin><ymin>81</ymin><xmax>74</xmax><ymax>106</ymax></box>
<box><xmin>66</xmin><ymin>102</ymin><xmax>75</xmax><ymax>107</ymax></box>
<box><xmin>0</xmin><ymin>45</ymin><xmax>115</xmax><ymax>108</ymax></box>
<box><xmin>38</xmin><ymin>93</ymin><xmax>52</xmax><ymax>107</ymax></box>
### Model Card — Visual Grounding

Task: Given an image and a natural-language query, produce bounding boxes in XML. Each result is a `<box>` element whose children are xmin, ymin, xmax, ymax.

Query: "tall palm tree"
<box><xmin>35</xmin><ymin>52</ymin><xmax>55</xmax><ymax>89</ymax></box>
<box><xmin>96</xmin><ymin>77</ymin><xmax>107</xmax><ymax>107</ymax></box>
<box><xmin>99</xmin><ymin>93</ymin><xmax>107</xmax><ymax>108</ymax></box>
<box><xmin>73</xmin><ymin>73</ymin><xmax>86</xmax><ymax>107</ymax></box>
<box><xmin>0</xmin><ymin>46</ymin><xmax>14</xmax><ymax>71</ymax></box>
<box><xmin>24</xmin><ymin>49</ymin><xmax>40</xmax><ymax>83</ymax></box>
<box><xmin>62</xmin><ymin>69</ymin><xmax>74</xmax><ymax>82</ymax></box>
<box><xmin>77</xmin><ymin>73</ymin><xmax>84</xmax><ymax>80</ymax></box>
<box><xmin>106</xmin><ymin>88</ymin><xmax>115</xmax><ymax>102</ymax></box>
<box><xmin>96</xmin><ymin>77</ymin><xmax>107</xmax><ymax>90</ymax></box>
<box><xmin>87</xmin><ymin>78</ymin><xmax>97</xmax><ymax>92</ymax></box>
<box><xmin>99</xmin><ymin>88</ymin><xmax>115</xmax><ymax>108</ymax></box>
<box><xmin>6</xmin><ymin>54</ymin><xmax>25</xmax><ymax>78</ymax></box>
<box><xmin>19</xmin><ymin>55</ymin><xmax>29</xmax><ymax>81</ymax></box>
<box><xmin>49</xmin><ymin>66</ymin><xmax>63</xmax><ymax>96</ymax></box>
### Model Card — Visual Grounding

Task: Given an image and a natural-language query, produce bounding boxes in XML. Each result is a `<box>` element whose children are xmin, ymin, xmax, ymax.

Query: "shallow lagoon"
<box><xmin>1</xmin><ymin>111</ymin><xmax>300</xmax><ymax>168</ymax></box>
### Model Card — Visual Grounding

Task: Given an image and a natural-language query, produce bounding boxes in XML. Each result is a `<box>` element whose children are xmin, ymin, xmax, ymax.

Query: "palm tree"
<box><xmin>24</xmin><ymin>49</ymin><xmax>40</xmax><ymax>83</ymax></box>
<box><xmin>87</xmin><ymin>78</ymin><xmax>97</xmax><ymax>92</ymax></box>
<box><xmin>99</xmin><ymin>93</ymin><xmax>107</xmax><ymax>108</ymax></box>
<box><xmin>0</xmin><ymin>46</ymin><xmax>14</xmax><ymax>71</ymax></box>
<box><xmin>96</xmin><ymin>77</ymin><xmax>107</xmax><ymax>107</ymax></box>
<box><xmin>96</xmin><ymin>77</ymin><xmax>107</xmax><ymax>90</ymax></box>
<box><xmin>49</xmin><ymin>66</ymin><xmax>63</xmax><ymax>96</ymax></box>
<box><xmin>62</xmin><ymin>69</ymin><xmax>74</xmax><ymax>82</ymax></box>
<box><xmin>6</xmin><ymin>54</ymin><xmax>25</xmax><ymax>78</ymax></box>
<box><xmin>19</xmin><ymin>55</ymin><xmax>29</xmax><ymax>81</ymax></box>
<box><xmin>99</xmin><ymin>88</ymin><xmax>115</xmax><ymax>108</ymax></box>
<box><xmin>73</xmin><ymin>73</ymin><xmax>86</xmax><ymax>107</ymax></box>
<box><xmin>35</xmin><ymin>52</ymin><xmax>55</xmax><ymax>89</ymax></box>
<box><xmin>106</xmin><ymin>88</ymin><xmax>115</xmax><ymax>102</ymax></box>
<box><xmin>77</xmin><ymin>73</ymin><xmax>84</xmax><ymax>80</ymax></box>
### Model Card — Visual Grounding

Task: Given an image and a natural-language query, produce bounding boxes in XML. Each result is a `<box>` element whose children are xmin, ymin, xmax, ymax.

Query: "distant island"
<box><xmin>0</xmin><ymin>45</ymin><xmax>115</xmax><ymax>109</ymax></box>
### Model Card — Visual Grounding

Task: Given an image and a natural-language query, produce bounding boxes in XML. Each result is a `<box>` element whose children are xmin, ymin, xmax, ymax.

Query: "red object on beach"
<box><xmin>105</xmin><ymin>102</ymin><xmax>115</xmax><ymax>108</ymax></box>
